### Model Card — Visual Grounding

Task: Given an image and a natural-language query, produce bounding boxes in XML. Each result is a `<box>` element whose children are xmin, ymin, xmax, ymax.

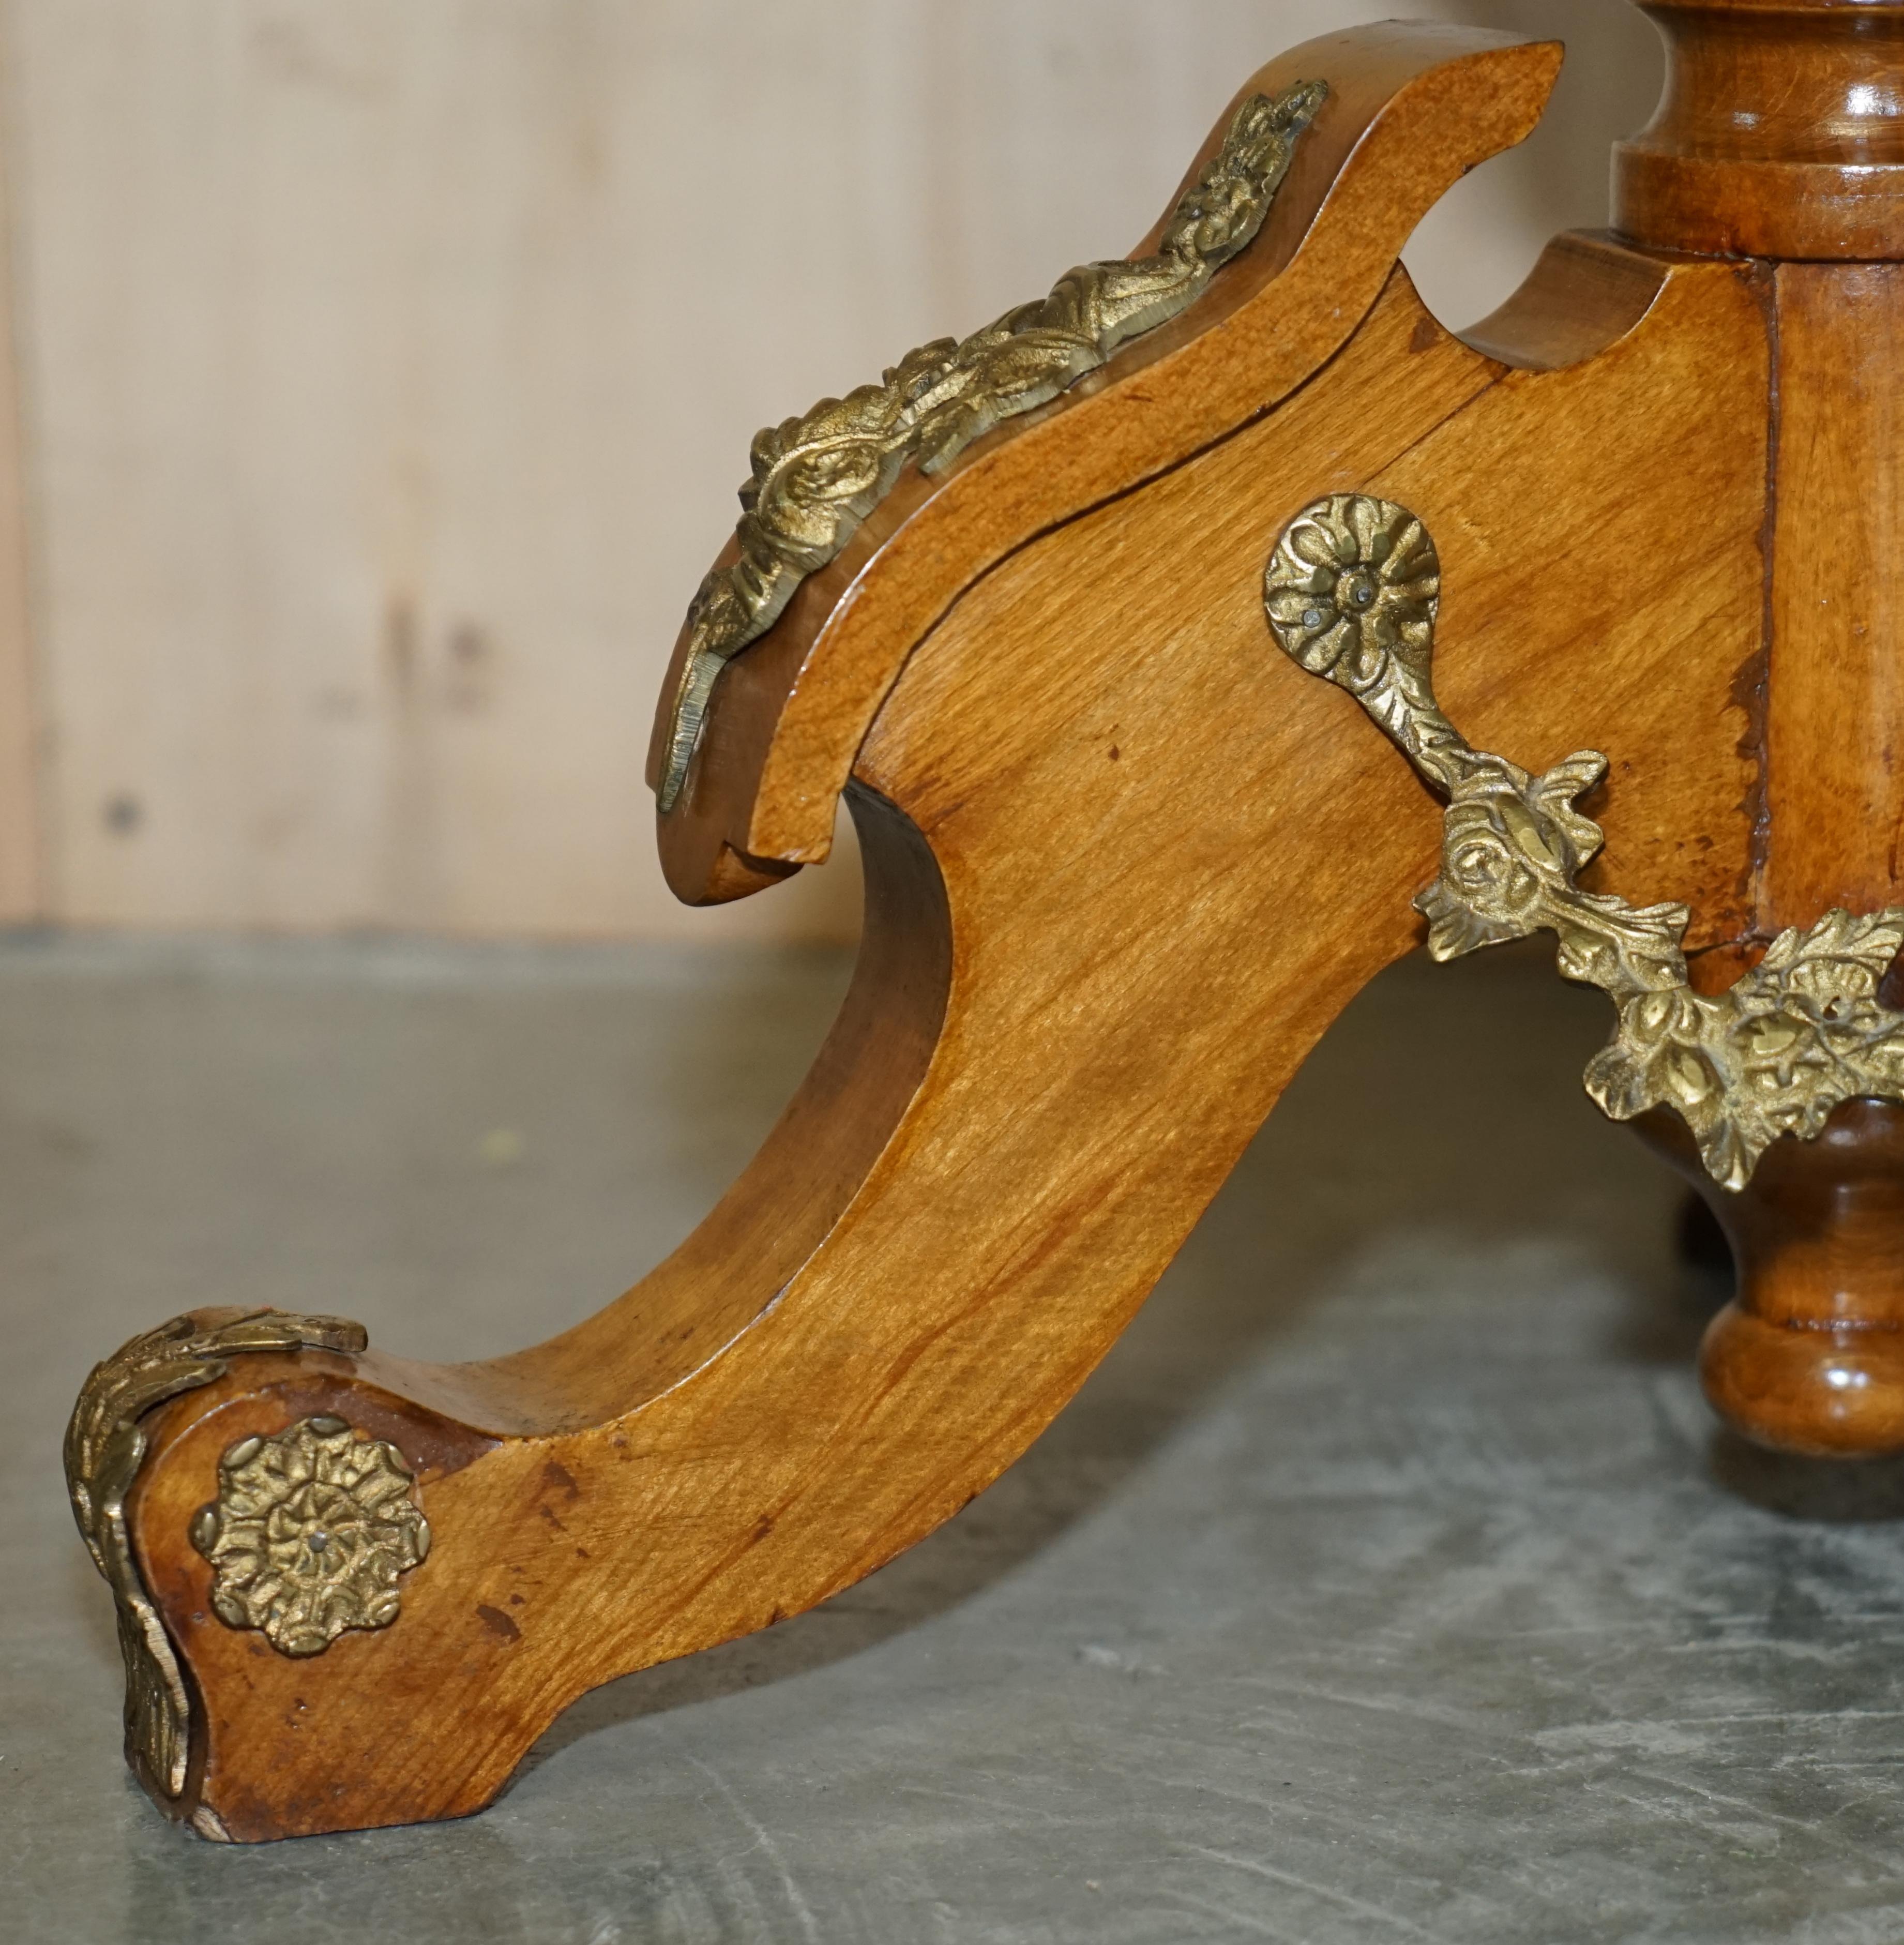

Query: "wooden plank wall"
<box><xmin>0</xmin><ymin>1</ymin><xmax>1659</xmax><ymax>943</ymax></box>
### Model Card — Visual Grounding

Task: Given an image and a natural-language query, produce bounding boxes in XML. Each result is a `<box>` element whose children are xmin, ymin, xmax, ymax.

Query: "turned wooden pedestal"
<box><xmin>61</xmin><ymin>0</ymin><xmax>1904</xmax><ymax>1842</ymax></box>
<box><xmin>1616</xmin><ymin>0</ymin><xmax>1904</xmax><ymax>1457</ymax></box>
<box><xmin>1646</xmin><ymin>1103</ymin><xmax>1904</xmax><ymax>1458</ymax></box>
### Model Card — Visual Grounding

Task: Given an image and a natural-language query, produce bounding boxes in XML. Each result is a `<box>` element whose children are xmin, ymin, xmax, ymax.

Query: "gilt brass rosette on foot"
<box><xmin>192</xmin><ymin>1415</ymin><xmax>430</xmax><ymax>1658</ymax></box>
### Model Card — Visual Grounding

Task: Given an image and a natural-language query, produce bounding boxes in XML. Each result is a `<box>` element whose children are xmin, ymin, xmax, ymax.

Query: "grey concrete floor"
<box><xmin>6</xmin><ymin>933</ymin><xmax>1904</xmax><ymax>1943</ymax></box>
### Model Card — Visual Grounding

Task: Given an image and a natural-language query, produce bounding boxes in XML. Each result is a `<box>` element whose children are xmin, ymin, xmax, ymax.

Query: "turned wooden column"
<box><xmin>1642</xmin><ymin>1105</ymin><xmax>1904</xmax><ymax>1457</ymax></box>
<box><xmin>1620</xmin><ymin>0</ymin><xmax>1904</xmax><ymax>1458</ymax></box>
<box><xmin>1616</xmin><ymin>0</ymin><xmax>1904</xmax><ymax>260</ymax></box>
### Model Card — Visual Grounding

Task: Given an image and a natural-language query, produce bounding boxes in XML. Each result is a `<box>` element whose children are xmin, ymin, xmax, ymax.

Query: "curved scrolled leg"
<box><xmin>66</xmin><ymin>18</ymin><xmax>1786</xmax><ymax>1841</ymax></box>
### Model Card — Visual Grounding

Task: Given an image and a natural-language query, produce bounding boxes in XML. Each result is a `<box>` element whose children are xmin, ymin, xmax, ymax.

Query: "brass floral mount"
<box><xmin>655</xmin><ymin>77</ymin><xmax>1330</xmax><ymax>812</ymax></box>
<box><xmin>1263</xmin><ymin>493</ymin><xmax>1904</xmax><ymax>1192</ymax></box>
<box><xmin>63</xmin><ymin>1307</ymin><xmax>368</xmax><ymax>1801</ymax></box>
<box><xmin>192</xmin><ymin>1415</ymin><xmax>430</xmax><ymax>1658</ymax></box>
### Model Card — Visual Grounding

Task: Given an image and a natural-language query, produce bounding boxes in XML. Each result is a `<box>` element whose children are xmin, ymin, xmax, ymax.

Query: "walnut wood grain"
<box><xmin>97</xmin><ymin>3</ymin><xmax>1904</xmax><ymax>1842</ymax></box>
<box><xmin>1761</xmin><ymin>264</ymin><xmax>1904</xmax><ymax>931</ymax></box>
<box><xmin>118</xmin><ymin>240</ymin><xmax>1770</xmax><ymax>1840</ymax></box>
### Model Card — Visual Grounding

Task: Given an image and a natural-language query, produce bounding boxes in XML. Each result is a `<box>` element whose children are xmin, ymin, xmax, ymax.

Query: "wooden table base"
<box><xmin>62</xmin><ymin>0</ymin><xmax>1904</xmax><ymax>1840</ymax></box>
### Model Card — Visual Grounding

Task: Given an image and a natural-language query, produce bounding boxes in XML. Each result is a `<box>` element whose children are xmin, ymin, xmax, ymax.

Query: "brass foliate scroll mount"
<box><xmin>1263</xmin><ymin>493</ymin><xmax>1904</xmax><ymax>1193</ymax></box>
<box><xmin>64</xmin><ymin>1307</ymin><xmax>370</xmax><ymax>1802</ymax></box>
<box><xmin>655</xmin><ymin>77</ymin><xmax>1330</xmax><ymax>813</ymax></box>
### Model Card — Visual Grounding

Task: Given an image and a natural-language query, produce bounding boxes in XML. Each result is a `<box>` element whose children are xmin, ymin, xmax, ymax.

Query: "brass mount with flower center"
<box><xmin>1264</xmin><ymin>493</ymin><xmax>1904</xmax><ymax>1195</ymax></box>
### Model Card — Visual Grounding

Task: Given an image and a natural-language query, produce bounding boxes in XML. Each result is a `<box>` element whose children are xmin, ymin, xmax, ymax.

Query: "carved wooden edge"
<box><xmin>650</xmin><ymin>78</ymin><xmax>1332</xmax><ymax>818</ymax></box>
<box><xmin>646</xmin><ymin>24</ymin><xmax>1564</xmax><ymax>906</ymax></box>
<box><xmin>1462</xmin><ymin>231</ymin><xmax>1675</xmax><ymax>374</ymax></box>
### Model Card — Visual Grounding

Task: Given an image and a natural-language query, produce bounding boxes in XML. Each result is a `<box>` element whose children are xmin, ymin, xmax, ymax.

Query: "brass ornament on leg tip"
<box><xmin>63</xmin><ymin>1307</ymin><xmax>368</xmax><ymax>1798</ymax></box>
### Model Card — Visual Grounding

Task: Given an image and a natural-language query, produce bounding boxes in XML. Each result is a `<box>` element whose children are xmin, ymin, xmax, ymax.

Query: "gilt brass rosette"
<box><xmin>1265</xmin><ymin>493</ymin><xmax>1904</xmax><ymax>1192</ymax></box>
<box><xmin>192</xmin><ymin>1415</ymin><xmax>430</xmax><ymax>1657</ymax></box>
